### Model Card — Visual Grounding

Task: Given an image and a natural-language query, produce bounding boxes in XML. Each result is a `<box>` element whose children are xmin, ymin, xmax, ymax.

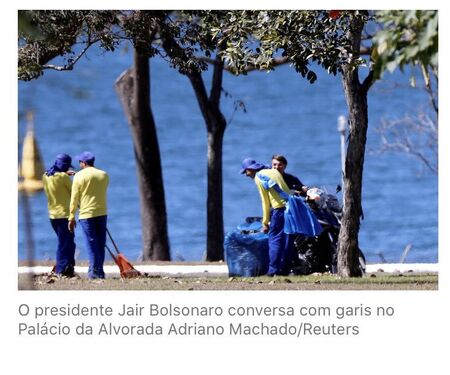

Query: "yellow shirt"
<box><xmin>43</xmin><ymin>172</ymin><xmax>72</xmax><ymax>219</ymax></box>
<box><xmin>69</xmin><ymin>166</ymin><xmax>109</xmax><ymax>220</ymax></box>
<box><xmin>255</xmin><ymin>169</ymin><xmax>291</xmax><ymax>226</ymax></box>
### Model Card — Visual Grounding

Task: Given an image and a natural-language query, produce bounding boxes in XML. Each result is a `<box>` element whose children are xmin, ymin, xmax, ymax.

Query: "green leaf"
<box><xmin>307</xmin><ymin>70</ymin><xmax>317</xmax><ymax>83</ymax></box>
<box><xmin>404</xmin><ymin>45</ymin><xmax>419</xmax><ymax>60</ymax></box>
<box><xmin>386</xmin><ymin>60</ymin><xmax>398</xmax><ymax>73</ymax></box>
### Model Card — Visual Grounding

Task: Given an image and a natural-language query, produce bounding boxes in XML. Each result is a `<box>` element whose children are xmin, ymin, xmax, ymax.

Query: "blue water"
<box><xmin>18</xmin><ymin>45</ymin><xmax>438</xmax><ymax>264</ymax></box>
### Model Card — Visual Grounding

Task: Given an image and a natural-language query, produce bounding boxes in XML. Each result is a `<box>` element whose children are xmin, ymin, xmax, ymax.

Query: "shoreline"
<box><xmin>18</xmin><ymin>262</ymin><xmax>439</xmax><ymax>277</ymax></box>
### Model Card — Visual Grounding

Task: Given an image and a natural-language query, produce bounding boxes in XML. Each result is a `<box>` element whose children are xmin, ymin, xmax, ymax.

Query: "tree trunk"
<box><xmin>159</xmin><ymin>32</ymin><xmax>227</xmax><ymax>261</ymax></box>
<box><xmin>188</xmin><ymin>60</ymin><xmax>226</xmax><ymax>261</ymax></box>
<box><xmin>337</xmin><ymin>15</ymin><xmax>370</xmax><ymax>277</ymax></box>
<box><xmin>205</xmin><ymin>125</ymin><xmax>225</xmax><ymax>261</ymax></box>
<box><xmin>114</xmin><ymin>49</ymin><xmax>171</xmax><ymax>261</ymax></box>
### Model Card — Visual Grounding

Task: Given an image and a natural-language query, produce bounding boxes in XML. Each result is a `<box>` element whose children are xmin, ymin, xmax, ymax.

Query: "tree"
<box><xmin>372</xmin><ymin>10</ymin><xmax>438</xmax><ymax>174</ymax></box>
<box><xmin>114</xmin><ymin>12</ymin><xmax>171</xmax><ymax>260</ymax></box>
<box><xmin>214</xmin><ymin>10</ymin><xmax>438</xmax><ymax>275</ymax></box>
<box><xmin>211</xmin><ymin>10</ymin><xmax>372</xmax><ymax>276</ymax></box>
<box><xmin>372</xmin><ymin>10</ymin><xmax>438</xmax><ymax>84</ymax></box>
<box><xmin>18</xmin><ymin>10</ymin><xmax>121</xmax><ymax>81</ymax></box>
<box><xmin>158</xmin><ymin>11</ymin><xmax>229</xmax><ymax>261</ymax></box>
<box><xmin>113</xmin><ymin>11</ymin><xmax>173</xmax><ymax>260</ymax></box>
<box><xmin>116</xmin><ymin>11</ymin><xmax>230</xmax><ymax>261</ymax></box>
<box><xmin>338</xmin><ymin>13</ymin><xmax>374</xmax><ymax>276</ymax></box>
<box><xmin>186</xmin><ymin>61</ymin><xmax>227</xmax><ymax>261</ymax></box>
<box><xmin>18</xmin><ymin>10</ymin><xmax>171</xmax><ymax>260</ymax></box>
<box><xmin>375</xmin><ymin>112</ymin><xmax>438</xmax><ymax>174</ymax></box>
<box><xmin>19</xmin><ymin>10</ymin><xmax>235</xmax><ymax>261</ymax></box>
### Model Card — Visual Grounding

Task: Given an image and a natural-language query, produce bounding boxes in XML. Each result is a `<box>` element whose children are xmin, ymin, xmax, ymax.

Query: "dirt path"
<box><xmin>18</xmin><ymin>272</ymin><xmax>438</xmax><ymax>291</ymax></box>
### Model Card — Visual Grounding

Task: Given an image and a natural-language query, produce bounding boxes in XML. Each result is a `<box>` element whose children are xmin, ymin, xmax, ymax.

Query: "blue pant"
<box><xmin>79</xmin><ymin>215</ymin><xmax>107</xmax><ymax>279</ymax></box>
<box><xmin>267</xmin><ymin>208</ymin><xmax>290</xmax><ymax>275</ymax></box>
<box><xmin>50</xmin><ymin>218</ymin><xmax>76</xmax><ymax>275</ymax></box>
<box><xmin>282</xmin><ymin>234</ymin><xmax>296</xmax><ymax>275</ymax></box>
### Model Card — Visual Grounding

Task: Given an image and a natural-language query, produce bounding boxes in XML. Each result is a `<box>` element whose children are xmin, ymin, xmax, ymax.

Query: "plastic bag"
<box><xmin>224</xmin><ymin>217</ymin><xmax>269</xmax><ymax>277</ymax></box>
<box><xmin>284</xmin><ymin>195</ymin><xmax>323</xmax><ymax>236</ymax></box>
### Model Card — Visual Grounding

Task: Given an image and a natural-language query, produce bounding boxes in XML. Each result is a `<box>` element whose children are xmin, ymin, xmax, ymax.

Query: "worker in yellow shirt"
<box><xmin>68</xmin><ymin>151</ymin><xmax>109</xmax><ymax>279</ymax></box>
<box><xmin>241</xmin><ymin>158</ymin><xmax>292</xmax><ymax>276</ymax></box>
<box><xmin>43</xmin><ymin>153</ymin><xmax>76</xmax><ymax>277</ymax></box>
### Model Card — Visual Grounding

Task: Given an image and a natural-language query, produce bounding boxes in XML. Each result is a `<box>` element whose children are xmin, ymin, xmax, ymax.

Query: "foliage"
<box><xmin>372</xmin><ymin>10</ymin><xmax>438</xmax><ymax>174</ymax></box>
<box><xmin>18</xmin><ymin>10</ymin><xmax>122</xmax><ymax>81</ymax></box>
<box><xmin>19</xmin><ymin>10</ymin><xmax>439</xmax><ymax>94</ymax></box>
<box><xmin>208</xmin><ymin>10</ymin><xmax>370</xmax><ymax>82</ymax></box>
<box><xmin>18</xmin><ymin>11</ymin><xmax>45</xmax><ymax>40</ymax></box>
<box><xmin>155</xmin><ymin>11</ymin><xmax>211</xmax><ymax>74</ymax></box>
<box><xmin>18</xmin><ymin>10</ymin><xmax>236</xmax><ymax>262</ymax></box>
<box><xmin>19</xmin><ymin>10</ymin><xmax>372</xmax><ymax>83</ymax></box>
<box><xmin>372</xmin><ymin>10</ymin><xmax>438</xmax><ymax>79</ymax></box>
<box><xmin>18</xmin><ymin>10</ymin><xmax>224</xmax><ymax>80</ymax></box>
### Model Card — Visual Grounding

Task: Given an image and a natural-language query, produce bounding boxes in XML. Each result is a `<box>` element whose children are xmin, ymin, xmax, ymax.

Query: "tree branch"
<box><xmin>421</xmin><ymin>64</ymin><xmax>438</xmax><ymax>115</ymax></box>
<box><xmin>361</xmin><ymin>69</ymin><xmax>375</xmax><ymax>93</ymax></box>
<box><xmin>376</xmin><ymin>114</ymin><xmax>438</xmax><ymax>174</ymax></box>
<box><xmin>42</xmin><ymin>39</ymin><xmax>95</xmax><ymax>72</ymax></box>
<box><xmin>210</xmin><ymin>56</ymin><xmax>224</xmax><ymax>108</ymax></box>
<box><xmin>198</xmin><ymin>55</ymin><xmax>290</xmax><ymax>74</ymax></box>
<box><xmin>200</xmin><ymin>45</ymin><xmax>371</xmax><ymax>75</ymax></box>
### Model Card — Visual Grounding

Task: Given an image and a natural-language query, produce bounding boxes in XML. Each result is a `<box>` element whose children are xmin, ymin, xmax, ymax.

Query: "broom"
<box><xmin>105</xmin><ymin>228</ymin><xmax>142</xmax><ymax>278</ymax></box>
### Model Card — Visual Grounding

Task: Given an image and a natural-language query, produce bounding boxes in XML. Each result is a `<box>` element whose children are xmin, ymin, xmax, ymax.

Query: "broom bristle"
<box><xmin>121</xmin><ymin>268</ymin><xmax>141</xmax><ymax>278</ymax></box>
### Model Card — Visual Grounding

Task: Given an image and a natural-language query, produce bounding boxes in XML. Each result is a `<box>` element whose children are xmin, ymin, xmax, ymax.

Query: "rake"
<box><xmin>105</xmin><ymin>228</ymin><xmax>142</xmax><ymax>278</ymax></box>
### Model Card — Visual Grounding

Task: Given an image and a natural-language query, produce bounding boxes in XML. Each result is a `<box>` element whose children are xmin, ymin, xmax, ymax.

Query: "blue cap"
<box><xmin>76</xmin><ymin>151</ymin><xmax>95</xmax><ymax>164</ymax></box>
<box><xmin>55</xmin><ymin>153</ymin><xmax>73</xmax><ymax>166</ymax></box>
<box><xmin>54</xmin><ymin>153</ymin><xmax>73</xmax><ymax>171</ymax></box>
<box><xmin>240</xmin><ymin>158</ymin><xmax>266</xmax><ymax>174</ymax></box>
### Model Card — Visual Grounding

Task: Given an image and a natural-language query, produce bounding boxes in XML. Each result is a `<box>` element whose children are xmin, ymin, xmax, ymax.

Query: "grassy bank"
<box><xmin>18</xmin><ymin>271</ymin><xmax>438</xmax><ymax>291</ymax></box>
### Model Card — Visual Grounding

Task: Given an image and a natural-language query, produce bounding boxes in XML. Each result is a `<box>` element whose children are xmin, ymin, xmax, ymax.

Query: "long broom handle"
<box><xmin>105</xmin><ymin>244</ymin><xmax>118</xmax><ymax>261</ymax></box>
<box><xmin>106</xmin><ymin>228</ymin><xmax>120</xmax><ymax>255</ymax></box>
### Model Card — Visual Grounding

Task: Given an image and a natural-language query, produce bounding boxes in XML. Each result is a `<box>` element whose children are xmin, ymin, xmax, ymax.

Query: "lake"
<box><xmin>18</xmin><ymin>44</ymin><xmax>438</xmax><ymax>264</ymax></box>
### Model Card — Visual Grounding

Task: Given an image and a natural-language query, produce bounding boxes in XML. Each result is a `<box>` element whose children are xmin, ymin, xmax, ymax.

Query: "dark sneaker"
<box><xmin>61</xmin><ymin>266</ymin><xmax>75</xmax><ymax>277</ymax></box>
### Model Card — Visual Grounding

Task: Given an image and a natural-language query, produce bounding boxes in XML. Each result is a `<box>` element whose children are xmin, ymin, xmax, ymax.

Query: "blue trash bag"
<box><xmin>284</xmin><ymin>195</ymin><xmax>323</xmax><ymax>236</ymax></box>
<box><xmin>224</xmin><ymin>217</ymin><xmax>269</xmax><ymax>277</ymax></box>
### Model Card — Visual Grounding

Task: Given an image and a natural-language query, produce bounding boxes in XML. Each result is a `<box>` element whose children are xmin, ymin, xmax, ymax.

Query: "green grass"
<box><xmin>19</xmin><ymin>271</ymin><xmax>438</xmax><ymax>291</ymax></box>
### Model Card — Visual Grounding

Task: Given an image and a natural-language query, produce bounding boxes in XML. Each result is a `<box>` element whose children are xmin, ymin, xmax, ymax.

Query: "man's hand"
<box><xmin>262</xmin><ymin>224</ymin><xmax>269</xmax><ymax>234</ymax></box>
<box><xmin>66</xmin><ymin>170</ymin><xmax>76</xmax><ymax>176</ymax></box>
<box><xmin>68</xmin><ymin>220</ymin><xmax>76</xmax><ymax>233</ymax></box>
